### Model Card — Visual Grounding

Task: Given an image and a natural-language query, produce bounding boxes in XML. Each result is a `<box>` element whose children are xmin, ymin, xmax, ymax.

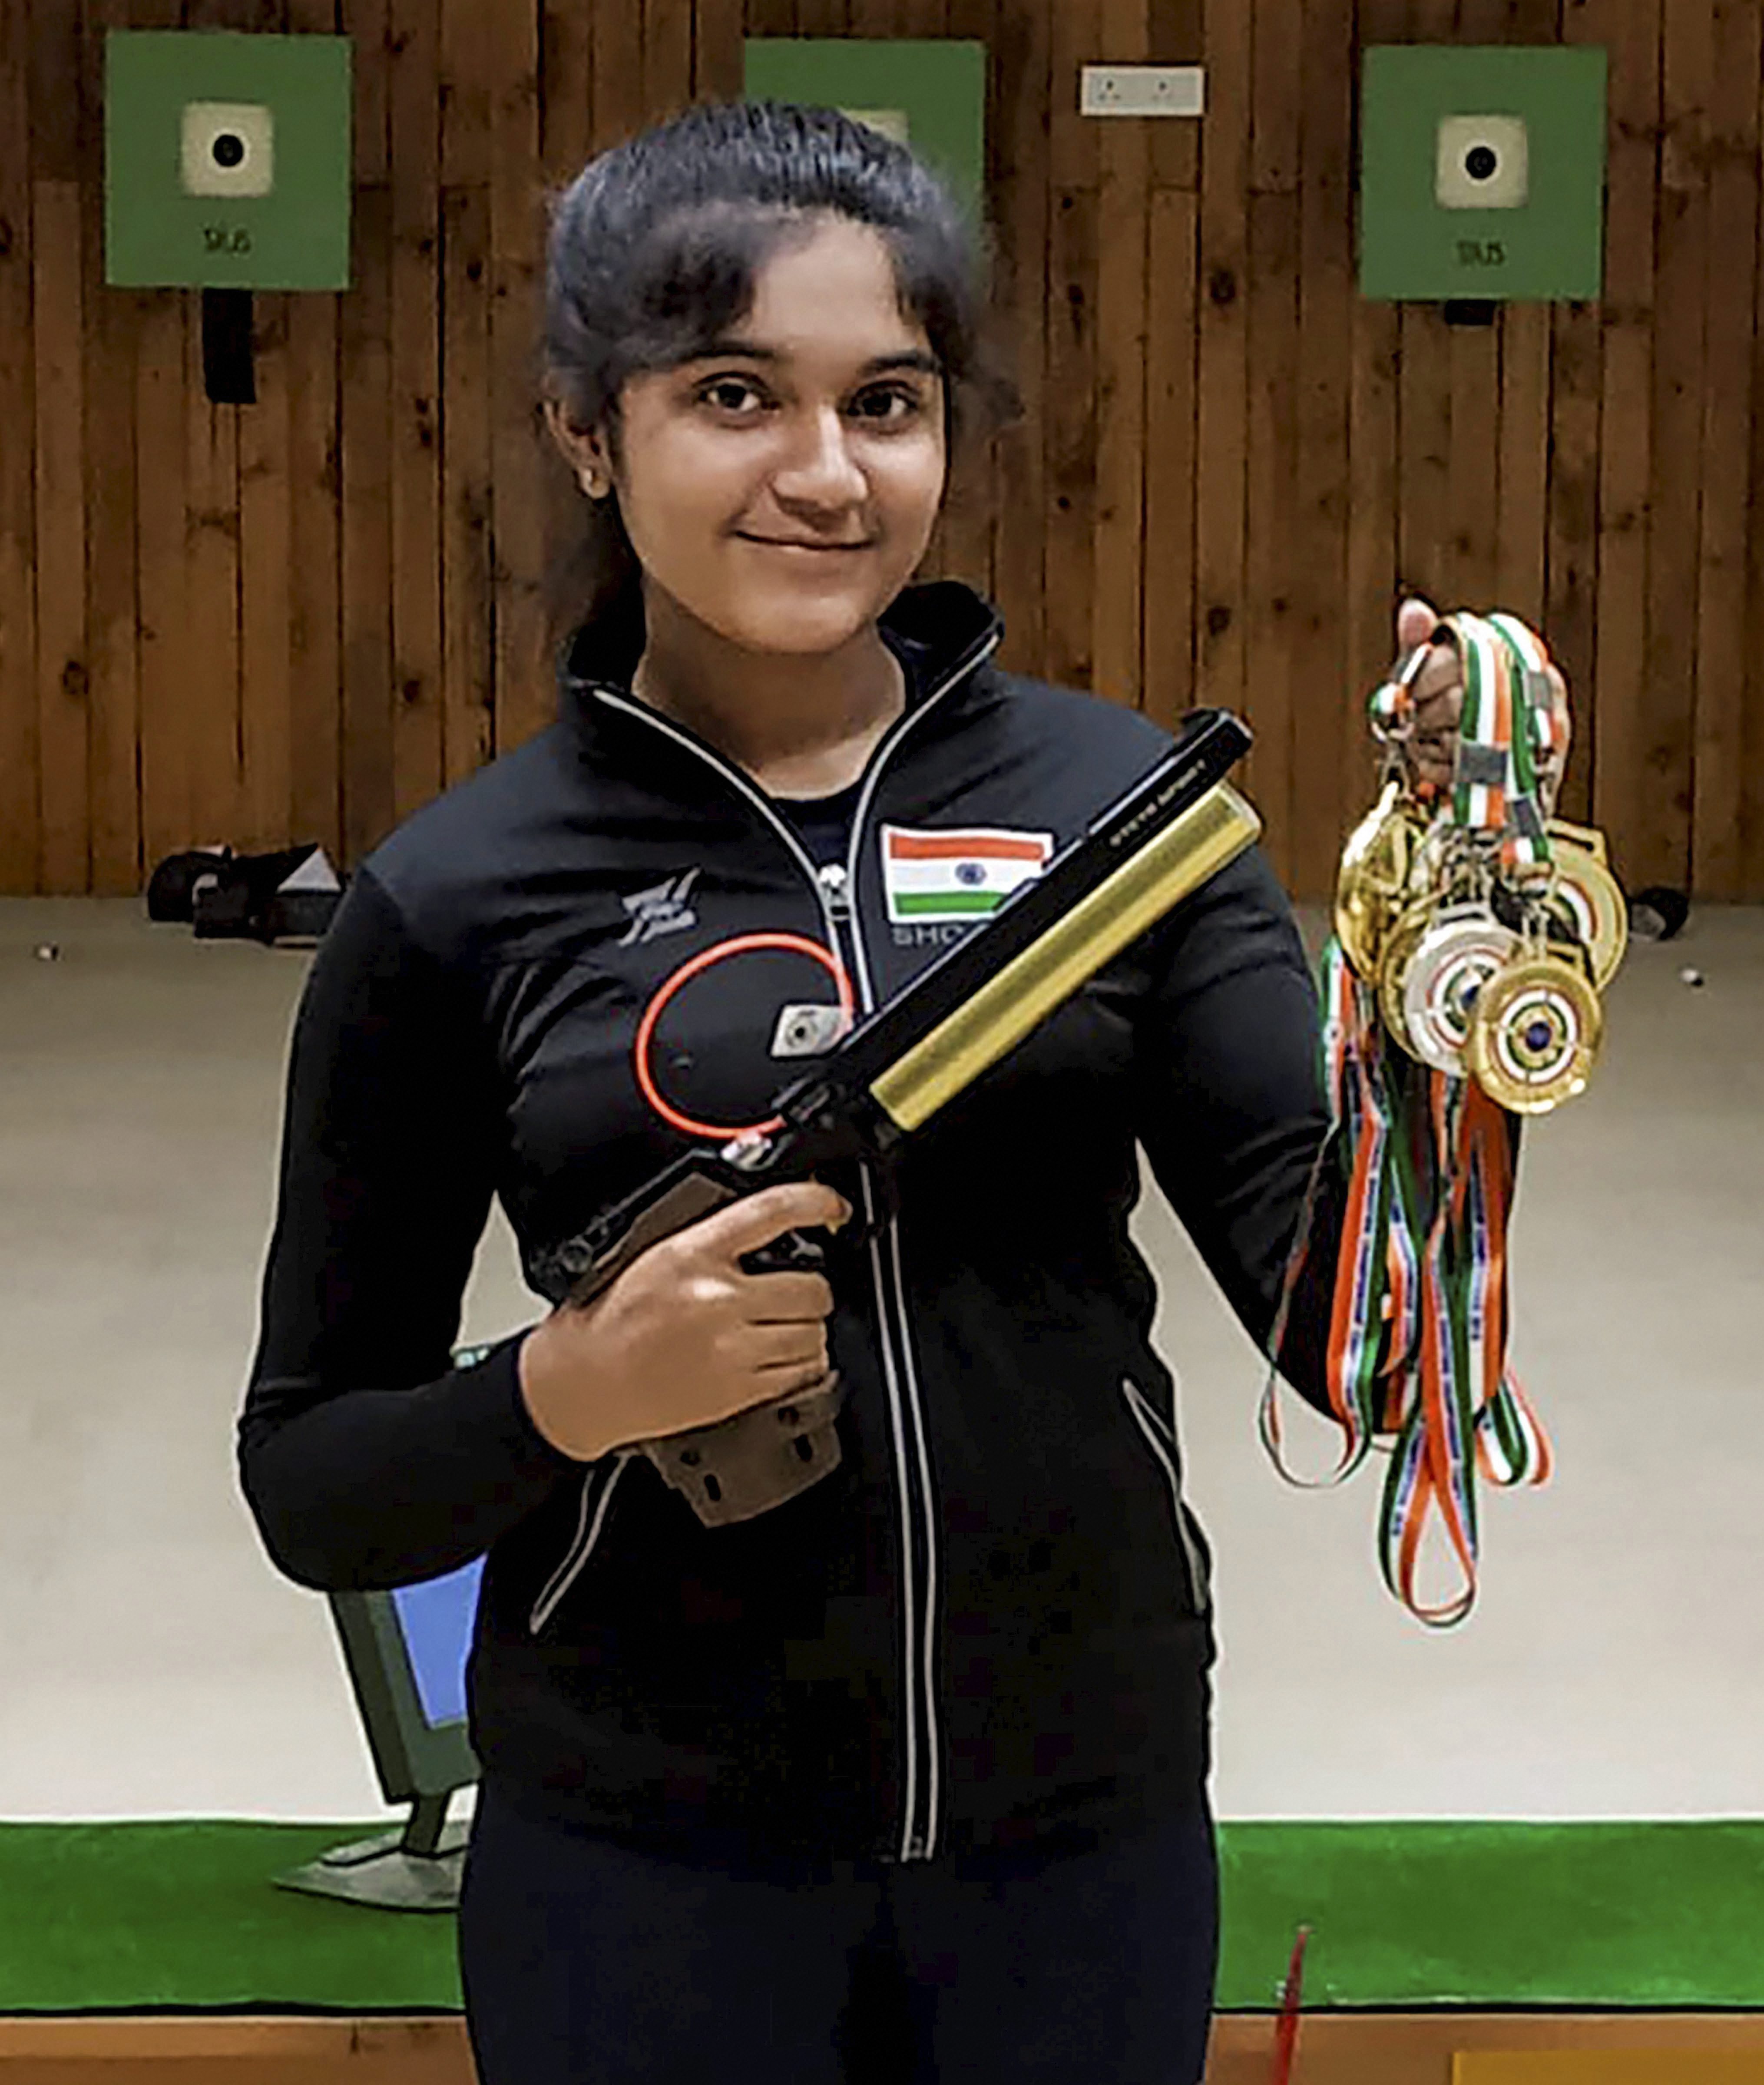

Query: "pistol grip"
<box><xmin>563</xmin><ymin>1170</ymin><xmax>741</xmax><ymax>1311</ymax></box>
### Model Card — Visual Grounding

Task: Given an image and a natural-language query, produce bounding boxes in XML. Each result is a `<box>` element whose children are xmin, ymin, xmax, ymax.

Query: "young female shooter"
<box><xmin>238</xmin><ymin>102</ymin><xmax>1565</xmax><ymax>2084</ymax></box>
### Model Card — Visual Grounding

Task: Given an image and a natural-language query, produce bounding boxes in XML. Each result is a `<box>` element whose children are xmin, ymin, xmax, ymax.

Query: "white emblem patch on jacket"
<box><xmin>880</xmin><ymin>826</ymin><xmax>1054</xmax><ymax>925</ymax></box>
<box><xmin>617</xmin><ymin>868</ymin><xmax>700</xmax><ymax>946</ymax></box>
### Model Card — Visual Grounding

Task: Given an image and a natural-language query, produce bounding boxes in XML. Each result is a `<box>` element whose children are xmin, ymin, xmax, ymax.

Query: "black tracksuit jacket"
<box><xmin>238</xmin><ymin>578</ymin><xmax>1340</xmax><ymax>1866</ymax></box>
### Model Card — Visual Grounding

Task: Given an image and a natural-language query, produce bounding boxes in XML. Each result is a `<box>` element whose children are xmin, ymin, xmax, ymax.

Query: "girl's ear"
<box><xmin>544</xmin><ymin>396</ymin><xmax>614</xmax><ymax>498</ymax></box>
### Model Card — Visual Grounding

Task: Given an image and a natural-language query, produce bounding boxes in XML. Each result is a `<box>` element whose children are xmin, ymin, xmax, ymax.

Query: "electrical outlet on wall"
<box><xmin>1079</xmin><ymin>65</ymin><xmax>1205</xmax><ymax>118</ymax></box>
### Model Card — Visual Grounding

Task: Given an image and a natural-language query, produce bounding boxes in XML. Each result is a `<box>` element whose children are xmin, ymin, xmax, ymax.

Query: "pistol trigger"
<box><xmin>740</xmin><ymin>1227</ymin><xmax>829</xmax><ymax>1277</ymax></box>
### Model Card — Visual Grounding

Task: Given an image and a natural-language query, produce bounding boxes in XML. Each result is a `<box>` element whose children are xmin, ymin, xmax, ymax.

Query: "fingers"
<box><xmin>1384</xmin><ymin>600</ymin><xmax>1572</xmax><ymax>801</ymax></box>
<box><xmin>695</xmin><ymin>1180</ymin><xmax>854</xmax><ymax>1263</ymax></box>
<box><xmin>1410</xmin><ymin>643</ymin><xmax>1462</xmax><ymax>708</ymax></box>
<box><xmin>741</xmin><ymin>1271</ymin><xmax>836</xmax><ymax>1324</ymax></box>
<box><xmin>1400</xmin><ymin>637</ymin><xmax>1462</xmax><ymax>790</ymax></box>
<box><xmin>738</xmin><ymin>1322</ymin><xmax>832</xmax><ymax>1373</ymax></box>
<box><xmin>747</xmin><ymin>1360</ymin><xmax>839</xmax><ymax>1404</ymax></box>
<box><xmin>694</xmin><ymin>1358</ymin><xmax>832</xmax><ymax>1436</ymax></box>
<box><xmin>1395</xmin><ymin>596</ymin><xmax>1442</xmax><ymax>655</ymax></box>
<box><xmin>1545</xmin><ymin>663</ymin><xmax>1572</xmax><ymax>744</ymax></box>
<box><xmin>1410</xmin><ymin>680</ymin><xmax>1460</xmax><ymax>741</ymax></box>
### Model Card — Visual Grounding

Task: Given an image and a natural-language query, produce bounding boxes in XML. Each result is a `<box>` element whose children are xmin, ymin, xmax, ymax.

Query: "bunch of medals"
<box><xmin>1262</xmin><ymin>610</ymin><xmax>1627</xmax><ymax>1626</ymax></box>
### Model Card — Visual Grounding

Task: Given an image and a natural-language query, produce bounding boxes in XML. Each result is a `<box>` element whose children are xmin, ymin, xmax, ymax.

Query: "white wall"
<box><xmin>0</xmin><ymin>899</ymin><xmax>1757</xmax><ymax>1824</ymax></box>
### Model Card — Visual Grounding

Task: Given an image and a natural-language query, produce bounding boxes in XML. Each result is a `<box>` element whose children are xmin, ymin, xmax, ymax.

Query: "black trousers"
<box><xmin>457</xmin><ymin>1779</ymin><xmax>1219</xmax><ymax>2084</ymax></box>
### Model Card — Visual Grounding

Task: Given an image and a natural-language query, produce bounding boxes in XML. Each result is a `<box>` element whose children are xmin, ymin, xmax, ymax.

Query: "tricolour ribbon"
<box><xmin>1262</xmin><ymin>611</ymin><xmax>1556</xmax><ymax>1626</ymax></box>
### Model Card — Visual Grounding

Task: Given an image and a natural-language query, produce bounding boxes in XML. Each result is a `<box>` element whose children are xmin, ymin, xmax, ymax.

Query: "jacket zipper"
<box><xmin>1120</xmin><ymin>1375</ymin><xmax>1211</xmax><ymax>1615</ymax></box>
<box><xmin>831</xmin><ymin>629</ymin><xmax>1001</xmax><ymax>1862</ymax></box>
<box><xmin>580</xmin><ymin>622</ymin><xmax>1003</xmax><ymax>1863</ymax></box>
<box><xmin>528</xmin><ymin>1450</ymin><xmax>636</xmax><ymax>1635</ymax></box>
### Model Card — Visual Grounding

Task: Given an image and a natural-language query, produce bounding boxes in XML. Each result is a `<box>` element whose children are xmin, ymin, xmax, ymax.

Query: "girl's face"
<box><xmin>553</xmin><ymin>214</ymin><xmax>949</xmax><ymax>658</ymax></box>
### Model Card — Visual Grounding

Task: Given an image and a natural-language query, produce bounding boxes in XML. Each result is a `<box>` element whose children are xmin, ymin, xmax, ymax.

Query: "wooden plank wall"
<box><xmin>3</xmin><ymin>0</ymin><xmax>1762</xmax><ymax>898</ymax></box>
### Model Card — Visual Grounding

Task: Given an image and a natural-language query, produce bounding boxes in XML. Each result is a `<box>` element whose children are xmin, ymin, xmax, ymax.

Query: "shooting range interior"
<box><xmin>3</xmin><ymin>3</ymin><xmax>1763</xmax><ymax>2082</ymax></box>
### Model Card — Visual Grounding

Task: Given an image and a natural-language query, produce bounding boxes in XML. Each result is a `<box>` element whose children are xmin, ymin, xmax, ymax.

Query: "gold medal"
<box><xmin>1465</xmin><ymin>952</ymin><xmax>1602</xmax><ymax>1114</ymax></box>
<box><xmin>1396</xmin><ymin>909</ymin><xmax>1524</xmax><ymax>1078</ymax></box>
<box><xmin>1376</xmin><ymin>896</ymin><xmax>1434</xmax><ymax>1057</ymax></box>
<box><xmin>1545</xmin><ymin>816</ymin><xmax>1610</xmax><ymax>867</ymax></box>
<box><xmin>1336</xmin><ymin>781</ymin><xmax>1429</xmax><ymax>982</ymax></box>
<box><xmin>1537</xmin><ymin>831</ymin><xmax>1628</xmax><ymax>991</ymax></box>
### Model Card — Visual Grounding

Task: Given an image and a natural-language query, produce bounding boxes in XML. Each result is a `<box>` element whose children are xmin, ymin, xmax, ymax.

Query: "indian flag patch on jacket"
<box><xmin>880</xmin><ymin>824</ymin><xmax>1056</xmax><ymax>923</ymax></box>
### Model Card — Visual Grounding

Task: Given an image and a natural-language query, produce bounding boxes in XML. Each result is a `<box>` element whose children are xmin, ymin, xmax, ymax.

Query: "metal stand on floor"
<box><xmin>271</xmin><ymin>1790</ymin><xmax>470</xmax><ymax>1913</ymax></box>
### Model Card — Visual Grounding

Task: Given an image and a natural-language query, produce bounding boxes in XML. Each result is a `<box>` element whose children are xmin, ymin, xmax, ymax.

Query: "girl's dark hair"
<box><xmin>541</xmin><ymin>99</ymin><xmax>1019</xmax><ymax>644</ymax></box>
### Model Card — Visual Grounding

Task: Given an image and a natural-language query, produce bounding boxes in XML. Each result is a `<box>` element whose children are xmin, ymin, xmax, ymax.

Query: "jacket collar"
<box><xmin>555</xmin><ymin>579</ymin><xmax>1006</xmax><ymax>753</ymax></box>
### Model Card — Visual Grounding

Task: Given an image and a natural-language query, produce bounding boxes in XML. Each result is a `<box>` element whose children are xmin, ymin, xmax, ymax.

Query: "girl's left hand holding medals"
<box><xmin>1392</xmin><ymin>595</ymin><xmax>1573</xmax><ymax>811</ymax></box>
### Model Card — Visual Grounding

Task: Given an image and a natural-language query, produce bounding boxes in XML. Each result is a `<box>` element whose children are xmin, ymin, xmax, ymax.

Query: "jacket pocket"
<box><xmin>1119</xmin><ymin>1376</ymin><xmax>1212</xmax><ymax>1616</ymax></box>
<box><xmin>528</xmin><ymin>1450</ymin><xmax>635</xmax><ymax>1636</ymax></box>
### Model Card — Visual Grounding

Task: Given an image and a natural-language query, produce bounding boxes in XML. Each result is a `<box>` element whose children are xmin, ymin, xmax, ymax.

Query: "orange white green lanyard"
<box><xmin>1261</xmin><ymin>614</ymin><xmax>1556</xmax><ymax>1626</ymax></box>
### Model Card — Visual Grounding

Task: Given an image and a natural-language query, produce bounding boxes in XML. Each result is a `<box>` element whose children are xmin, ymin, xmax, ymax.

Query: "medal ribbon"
<box><xmin>1264</xmin><ymin>611</ymin><xmax>1557</xmax><ymax>1625</ymax></box>
<box><xmin>1261</xmin><ymin>945</ymin><xmax>1385</xmax><ymax>1483</ymax></box>
<box><xmin>1450</xmin><ymin>612</ymin><xmax>1555</xmax><ymax>871</ymax></box>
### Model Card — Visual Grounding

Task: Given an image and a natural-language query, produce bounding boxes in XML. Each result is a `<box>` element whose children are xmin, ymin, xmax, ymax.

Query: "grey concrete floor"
<box><xmin>0</xmin><ymin>896</ymin><xmax>1758</xmax><ymax>1825</ymax></box>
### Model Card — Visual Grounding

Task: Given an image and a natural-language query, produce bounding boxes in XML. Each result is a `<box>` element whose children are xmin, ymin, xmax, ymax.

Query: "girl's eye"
<box><xmin>851</xmin><ymin>384</ymin><xmax>924</xmax><ymax>423</ymax></box>
<box><xmin>697</xmin><ymin>377</ymin><xmax>769</xmax><ymax>415</ymax></box>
